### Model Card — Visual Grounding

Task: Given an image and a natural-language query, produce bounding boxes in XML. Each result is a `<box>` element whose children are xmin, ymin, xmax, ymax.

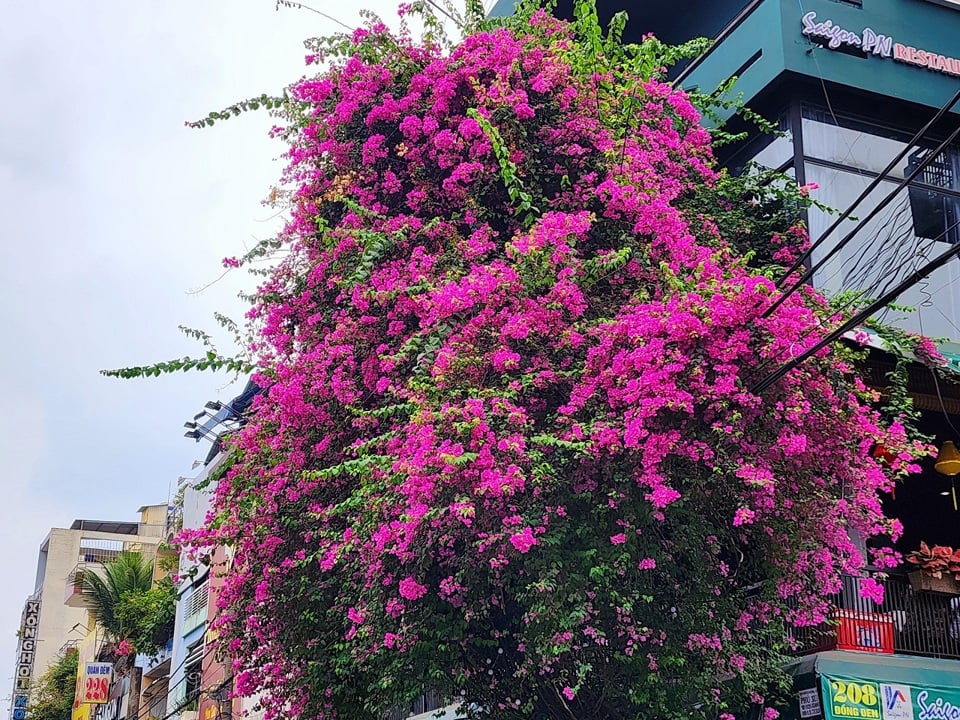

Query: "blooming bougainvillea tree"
<box><xmin>175</xmin><ymin>3</ymin><xmax>924</xmax><ymax>719</ymax></box>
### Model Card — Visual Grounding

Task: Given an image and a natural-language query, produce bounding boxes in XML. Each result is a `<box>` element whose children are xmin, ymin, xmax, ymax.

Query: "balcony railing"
<box><xmin>64</xmin><ymin>566</ymin><xmax>90</xmax><ymax>607</ymax></box>
<box><xmin>791</xmin><ymin>572</ymin><xmax>960</xmax><ymax>659</ymax></box>
<box><xmin>385</xmin><ymin>690</ymin><xmax>446</xmax><ymax>720</ymax></box>
<box><xmin>138</xmin><ymin>637</ymin><xmax>174</xmax><ymax>678</ymax></box>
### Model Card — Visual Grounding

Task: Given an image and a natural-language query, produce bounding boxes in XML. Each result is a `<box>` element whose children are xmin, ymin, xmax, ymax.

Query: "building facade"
<box><xmin>10</xmin><ymin>509</ymin><xmax>166</xmax><ymax>720</ymax></box>
<box><xmin>168</xmin><ymin>381</ymin><xmax>262</xmax><ymax>720</ymax></box>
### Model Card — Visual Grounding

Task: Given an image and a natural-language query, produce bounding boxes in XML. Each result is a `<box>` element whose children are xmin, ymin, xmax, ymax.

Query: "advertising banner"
<box><xmin>822</xmin><ymin>673</ymin><xmax>960</xmax><ymax>720</ymax></box>
<box><xmin>10</xmin><ymin>597</ymin><xmax>41</xmax><ymax>720</ymax></box>
<box><xmin>78</xmin><ymin>663</ymin><xmax>113</xmax><ymax>705</ymax></box>
<box><xmin>72</xmin><ymin>630</ymin><xmax>100</xmax><ymax>720</ymax></box>
<box><xmin>799</xmin><ymin>11</ymin><xmax>960</xmax><ymax>78</ymax></box>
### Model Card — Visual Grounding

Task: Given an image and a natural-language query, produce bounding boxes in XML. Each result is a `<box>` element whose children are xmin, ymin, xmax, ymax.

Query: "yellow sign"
<box><xmin>825</xmin><ymin>678</ymin><xmax>880</xmax><ymax>720</ymax></box>
<box><xmin>79</xmin><ymin>663</ymin><xmax>112</xmax><ymax>704</ymax></box>
<box><xmin>71</xmin><ymin>631</ymin><xmax>95</xmax><ymax>720</ymax></box>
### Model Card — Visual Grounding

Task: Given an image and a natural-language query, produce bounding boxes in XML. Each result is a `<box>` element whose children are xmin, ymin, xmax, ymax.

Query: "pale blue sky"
<box><xmin>0</xmin><ymin>0</ymin><xmax>410</xmax><ymax>698</ymax></box>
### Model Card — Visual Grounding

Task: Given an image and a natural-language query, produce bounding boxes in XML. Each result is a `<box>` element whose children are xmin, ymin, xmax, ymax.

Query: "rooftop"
<box><xmin>68</xmin><ymin>519</ymin><xmax>140</xmax><ymax>535</ymax></box>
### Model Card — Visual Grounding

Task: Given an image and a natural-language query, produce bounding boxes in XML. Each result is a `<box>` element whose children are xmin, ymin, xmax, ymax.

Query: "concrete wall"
<box><xmin>28</xmin><ymin>526</ymin><xmax>164</xmax><ymax>684</ymax></box>
<box><xmin>32</xmin><ymin>529</ymin><xmax>91</xmax><ymax>679</ymax></box>
<box><xmin>139</xmin><ymin>504</ymin><xmax>170</xmax><ymax>539</ymax></box>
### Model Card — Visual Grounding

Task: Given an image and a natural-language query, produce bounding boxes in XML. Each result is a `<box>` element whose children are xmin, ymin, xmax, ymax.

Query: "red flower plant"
<box><xmin>906</xmin><ymin>541</ymin><xmax>960</xmax><ymax>579</ymax></box>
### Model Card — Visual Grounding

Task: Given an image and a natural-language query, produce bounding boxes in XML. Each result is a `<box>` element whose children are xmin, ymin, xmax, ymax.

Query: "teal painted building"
<box><xmin>490</xmin><ymin>0</ymin><xmax>960</xmax><ymax>343</ymax></box>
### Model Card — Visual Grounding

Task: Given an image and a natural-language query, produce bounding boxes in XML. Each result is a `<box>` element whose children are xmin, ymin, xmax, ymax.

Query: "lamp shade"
<box><xmin>935</xmin><ymin>440</ymin><xmax>960</xmax><ymax>476</ymax></box>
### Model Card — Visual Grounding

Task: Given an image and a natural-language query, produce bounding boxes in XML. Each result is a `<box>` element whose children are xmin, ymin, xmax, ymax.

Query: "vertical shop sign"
<box><xmin>10</xmin><ymin>598</ymin><xmax>41</xmax><ymax>720</ymax></box>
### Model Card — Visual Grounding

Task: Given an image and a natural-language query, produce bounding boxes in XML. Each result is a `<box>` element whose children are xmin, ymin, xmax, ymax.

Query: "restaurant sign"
<box><xmin>801</xmin><ymin>12</ymin><xmax>960</xmax><ymax>78</ymax></box>
<box><xmin>822</xmin><ymin>674</ymin><xmax>960</xmax><ymax>720</ymax></box>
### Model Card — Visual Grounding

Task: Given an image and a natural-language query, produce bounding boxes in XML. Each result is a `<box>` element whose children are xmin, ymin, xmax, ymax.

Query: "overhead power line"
<box><xmin>774</xmin><ymin>86</ymin><xmax>960</xmax><ymax>289</ymax></box>
<box><xmin>763</xmin><ymin>120</ymin><xmax>960</xmax><ymax>320</ymax></box>
<box><xmin>748</xmin><ymin>212</ymin><xmax>960</xmax><ymax>381</ymax></box>
<box><xmin>751</xmin><ymin>234</ymin><xmax>960</xmax><ymax>396</ymax></box>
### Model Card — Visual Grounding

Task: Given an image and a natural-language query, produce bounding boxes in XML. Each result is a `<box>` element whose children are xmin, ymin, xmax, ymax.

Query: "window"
<box><xmin>79</xmin><ymin>539</ymin><xmax>123</xmax><ymax>564</ymax></box>
<box><xmin>183</xmin><ymin>641</ymin><xmax>204</xmax><ymax>709</ymax></box>
<box><xmin>906</xmin><ymin>147</ymin><xmax>960</xmax><ymax>245</ymax></box>
<box><xmin>182</xmin><ymin>583</ymin><xmax>209</xmax><ymax>635</ymax></box>
<box><xmin>800</xmin><ymin>106</ymin><xmax>960</xmax><ymax>342</ymax></box>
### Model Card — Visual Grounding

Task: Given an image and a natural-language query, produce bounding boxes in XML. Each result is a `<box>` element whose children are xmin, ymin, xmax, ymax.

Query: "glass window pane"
<box><xmin>804</xmin><ymin>162</ymin><xmax>960</xmax><ymax>341</ymax></box>
<box><xmin>802</xmin><ymin>115</ymin><xmax>911</xmax><ymax>175</ymax></box>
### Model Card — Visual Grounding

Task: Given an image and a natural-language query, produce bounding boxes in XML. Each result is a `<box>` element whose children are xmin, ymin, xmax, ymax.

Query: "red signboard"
<box><xmin>834</xmin><ymin>610</ymin><xmax>894</xmax><ymax>654</ymax></box>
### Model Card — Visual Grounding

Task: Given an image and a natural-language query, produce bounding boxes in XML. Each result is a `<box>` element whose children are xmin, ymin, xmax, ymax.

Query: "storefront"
<box><xmin>784</xmin><ymin>651</ymin><xmax>960</xmax><ymax>720</ymax></box>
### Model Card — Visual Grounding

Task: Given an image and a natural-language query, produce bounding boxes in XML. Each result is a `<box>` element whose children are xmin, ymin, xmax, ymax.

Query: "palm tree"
<box><xmin>80</xmin><ymin>551</ymin><xmax>154</xmax><ymax>640</ymax></box>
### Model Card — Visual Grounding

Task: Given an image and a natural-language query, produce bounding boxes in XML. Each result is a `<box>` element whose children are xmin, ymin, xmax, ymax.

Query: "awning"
<box><xmin>844</xmin><ymin>327</ymin><xmax>960</xmax><ymax>375</ymax></box>
<box><xmin>786</xmin><ymin>650</ymin><xmax>960</xmax><ymax>687</ymax></box>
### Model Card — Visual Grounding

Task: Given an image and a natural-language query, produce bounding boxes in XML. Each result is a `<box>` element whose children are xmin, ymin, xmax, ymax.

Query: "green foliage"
<box><xmin>28</xmin><ymin>649</ymin><xmax>78</xmax><ymax>720</ymax></box>
<box><xmin>687</xmin><ymin>77</ymin><xmax>781</xmax><ymax>147</ymax></box>
<box><xmin>81</xmin><ymin>552</ymin><xmax>155</xmax><ymax>640</ymax></box>
<box><xmin>185</xmin><ymin>92</ymin><xmax>288</xmax><ymax>129</ymax></box>
<box><xmin>677</xmin><ymin>163</ymin><xmax>830</xmax><ymax>275</ymax></box>
<box><xmin>466</xmin><ymin>108</ymin><xmax>538</xmax><ymax>225</ymax></box>
<box><xmin>865</xmin><ymin>313</ymin><xmax>954</xmax><ymax>438</ymax></box>
<box><xmin>100</xmin><ymin>352</ymin><xmax>253</xmax><ymax>379</ymax></box>
<box><xmin>115</xmin><ymin>576</ymin><xmax>177</xmax><ymax>658</ymax></box>
<box><xmin>156</xmin><ymin>544</ymin><xmax>181</xmax><ymax>573</ymax></box>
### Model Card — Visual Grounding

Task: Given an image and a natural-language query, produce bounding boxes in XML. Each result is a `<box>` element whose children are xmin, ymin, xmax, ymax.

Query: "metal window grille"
<box><xmin>182</xmin><ymin>584</ymin><xmax>209</xmax><ymax>635</ymax></box>
<box><xmin>78</xmin><ymin>539</ymin><xmax>124</xmax><ymax>564</ymax></box>
<box><xmin>907</xmin><ymin>147</ymin><xmax>960</xmax><ymax>245</ymax></box>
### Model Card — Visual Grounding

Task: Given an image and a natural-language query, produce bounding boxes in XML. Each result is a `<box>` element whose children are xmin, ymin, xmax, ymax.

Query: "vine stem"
<box><xmin>274</xmin><ymin>0</ymin><xmax>354</xmax><ymax>31</ymax></box>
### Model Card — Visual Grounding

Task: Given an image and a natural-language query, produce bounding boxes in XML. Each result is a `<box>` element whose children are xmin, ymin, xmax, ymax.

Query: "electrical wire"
<box><xmin>136</xmin><ymin>673</ymin><xmax>234</xmax><ymax>720</ymax></box>
<box><xmin>120</xmin><ymin>640</ymin><xmax>229</xmax><ymax>720</ymax></box>
<box><xmin>931</xmin><ymin>295</ymin><xmax>960</xmax><ymax>341</ymax></box>
<box><xmin>74</xmin><ymin>592</ymin><xmax>228</xmax><ymax>720</ymax></box>
<box><xmin>913</xmin><ymin>252</ymin><xmax>960</xmax><ymax>511</ymax></box>
<box><xmin>813</xmin><ymin>194</ymin><xmax>914</xmax><ymax>295</ymax></box>
<box><xmin>801</xmin><ymin>45</ymin><xmax>870</xmax><ymax>202</ymax></box>
<box><xmin>752</xmin><ymin>209</ymin><xmax>960</xmax><ymax>382</ymax></box>
<box><xmin>763</xmin><ymin>122</ymin><xmax>960</xmax><ymax>320</ymax></box>
<box><xmin>751</xmin><ymin>232</ymin><xmax>960</xmax><ymax>395</ymax></box>
<box><xmin>773</xmin><ymin>86</ymin><xmax>960</xmax><ymax>288</ymax></box>
<box><xmin>912</xmin><ymin>250</ymin><xmax>960</xmax><ymax>440</ymax></box>
<box><xmin>749</xmin><ymin>204</ymin><xmax>957</xmax><ymax>380</ymax></box>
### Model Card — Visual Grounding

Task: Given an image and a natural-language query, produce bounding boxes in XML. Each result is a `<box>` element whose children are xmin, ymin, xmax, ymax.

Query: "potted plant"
<box><xmin>906</xmin><ymin>542</ymin><xmax>960</xmax><ymax>595</ymax></box>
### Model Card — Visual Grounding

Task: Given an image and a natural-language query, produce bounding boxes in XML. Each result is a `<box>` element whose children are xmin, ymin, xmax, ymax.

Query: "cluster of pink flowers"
<box><xmin>115</xmin><ymin>638</ymin><xmax>134</xmax><ymax>657</ymax></box>
<box><xmin>190</xmin><ymin>9</ymin><xmax>921</xmax><ymax>720</ymax></box>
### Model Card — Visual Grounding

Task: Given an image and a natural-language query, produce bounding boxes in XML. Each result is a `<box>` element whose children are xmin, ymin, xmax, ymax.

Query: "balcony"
<box><xmin>64</xmin><ymin>565</ymin><xmax>92</xmax><ymax>607</ymax></box>
<box><xmin>385</xmin><ymin>690</ymin><xmax>448</xmax><ymax>720</ymax></box>
<box><xmin>791</xmin><ymin>572</ymin><xmax>960</xmax><ymax>659</ymax></box>
<box><xmin>138</xmin><ymin>637</ymin><xmax>174</xmax><ymax>679</ymax></box>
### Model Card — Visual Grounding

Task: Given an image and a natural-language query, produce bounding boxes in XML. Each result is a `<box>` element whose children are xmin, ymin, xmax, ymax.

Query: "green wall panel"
<box><xmin>781</xmin><ymin>0</ymin><xmax>960</xmax><ymax>110</ymax></box>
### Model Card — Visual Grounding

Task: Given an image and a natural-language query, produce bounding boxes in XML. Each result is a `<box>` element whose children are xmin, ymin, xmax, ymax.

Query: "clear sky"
<box><xmin>0</xmin><ymin>0</ymin><xmax>421</xmax><ymax>700</ymax></box>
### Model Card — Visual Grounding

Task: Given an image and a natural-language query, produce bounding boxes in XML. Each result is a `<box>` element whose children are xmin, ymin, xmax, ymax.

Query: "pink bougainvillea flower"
<box><xmin>859</xmin><ymin>577</ymin><xmax>885</xmax><ymax>604</ymax></box>
<box><xmin>184</xmin><ymin>6</ymin><xmax>924</xmax><ymax>720</ymax></box>
<box><xmin>509</xmin><ymin>526</ymin><xmax>538</xmax><ymax>554</ymax></box>
<box><xmin>398</xmin><ymin>577</ymin><xmax>428</xmax><ymax>601</ymax></box>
